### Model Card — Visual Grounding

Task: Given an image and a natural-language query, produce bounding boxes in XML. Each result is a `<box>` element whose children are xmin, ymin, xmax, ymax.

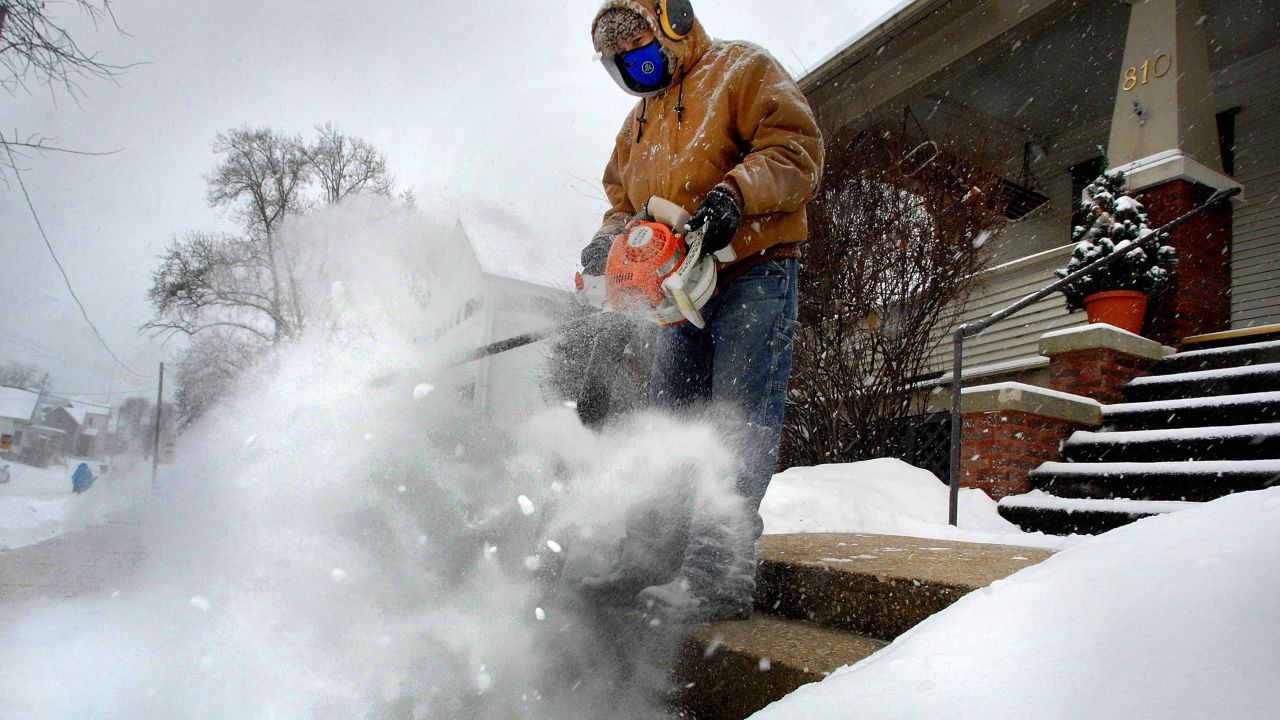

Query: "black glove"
<box><xmin>581</xmin><ymin>228</ymin><xmax>617</xmax><ymax>275</ymax></box>
<box><xmin>686</xmin><ymin>184</ymin><xmax>742</xmax><ymax>256</ymax></box>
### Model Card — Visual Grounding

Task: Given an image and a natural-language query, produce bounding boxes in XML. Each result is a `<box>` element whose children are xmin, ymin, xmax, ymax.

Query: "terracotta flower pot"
<box><xmin>1084</xmin><ymin>290</ymin><xmax>1149</xmax><ymax>334</ymax></box>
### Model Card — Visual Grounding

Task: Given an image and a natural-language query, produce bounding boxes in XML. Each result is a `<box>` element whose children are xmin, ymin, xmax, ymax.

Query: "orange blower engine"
<box><xmin>575</xmin><ymin>197</ymin><xmax>734</xmax><ymax>328</ymax></box>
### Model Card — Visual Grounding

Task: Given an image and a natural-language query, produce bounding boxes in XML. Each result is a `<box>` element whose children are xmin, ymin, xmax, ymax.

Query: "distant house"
<box><xmin>0</xmin><ymin>386</ymin><xmax>66</xmax><ymax>464</ymax></box>
<box><xmin>425</xmin><ymin>222</ymin><xmax>574</xmax><ymax>418</ymax></box>
<box><xmin>41</xmin><ymin>399</ymin><xmax>112</xmax><ymax>458</ymax></box>
<box><xmin>0</xmin><ymin>386</ymin><xmax>39</xmax><ymax>454</ymax></box>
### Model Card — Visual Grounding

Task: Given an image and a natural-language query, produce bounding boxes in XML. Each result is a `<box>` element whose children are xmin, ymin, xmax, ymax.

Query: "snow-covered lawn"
<box><xmin>752</xmin><ymin>487</ymin><xmax>1280</xmax><ymax>719</ymax></box>
<box><xmin>760</xmin><ymin>458</ymin><xmax>1075</xmax><ymax>550</ymax></box>
<box><xmin>0</xmin><ymin>459</ymin><xmax>148</xmax><ymax>550</ymax></box>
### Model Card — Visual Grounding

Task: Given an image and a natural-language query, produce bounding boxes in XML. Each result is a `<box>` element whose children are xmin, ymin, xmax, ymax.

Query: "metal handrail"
<box><xmin>945</xmin><ymin>186</ymin><xmax>1241</xmax><ymax>525</ymax></box>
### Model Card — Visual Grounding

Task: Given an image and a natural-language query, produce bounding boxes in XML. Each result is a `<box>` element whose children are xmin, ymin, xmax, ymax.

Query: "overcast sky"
<box><xmin>1</xmin><ymin>0</ymin><xmax>900</xmax><ymax>398</ymax></box>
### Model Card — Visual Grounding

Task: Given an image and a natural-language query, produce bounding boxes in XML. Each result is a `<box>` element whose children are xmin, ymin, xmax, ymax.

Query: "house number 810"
<box><xmin>1123</xmin><ymin>53</ymin><xmax>1173</xmax><ymax>91</ymax></box>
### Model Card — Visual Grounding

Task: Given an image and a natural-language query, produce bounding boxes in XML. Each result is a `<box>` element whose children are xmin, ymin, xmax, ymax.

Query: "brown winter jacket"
<box><xmin>592</xmin><ymin>1</ymin><xmax>824</xmax><ymax>268</ymax></box>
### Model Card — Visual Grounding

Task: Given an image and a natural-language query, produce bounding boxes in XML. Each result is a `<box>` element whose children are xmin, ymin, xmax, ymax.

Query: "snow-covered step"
<box><xmin>1060</xmin><ymin>422</ymin><xmax>1280</xmax><ymax>464</ymax></box>
<box><xmin>674</xmin><ymin>533</ymin><xmax>1053</xmax><ymax>719</ymax></box>
<box><xmin>1123</xmin><ymin>362</ymin><xmax>1280</xmax><ymax>403</ymax></box>
<box><xmin>998</xmin><ymin>491</ymin><xmax>1198</xmax><ymax>536</ymax></box>
<box><xmin>1154</xmin><ymin>339</ymin><xmax>1280</xmax><ymax>375</ymax></box>
<box><xmin>752</xmin><ymin>533</ymin><xmax>1052</xmax><ymax>641</ymax></box>
<box><xmin>1028</xmin><ymin>459</ymin><xmax>1280</xmax><ymax>502</ymax></box>
<box><xmin>1103</xmin><ymin>391</ymin><xmax>1280</xmax><ymax>431</ymax></box>
<box><xmin>676</xmin><ymin>615</ymin><xmax>886</xmax><ymax>720</ymax></box>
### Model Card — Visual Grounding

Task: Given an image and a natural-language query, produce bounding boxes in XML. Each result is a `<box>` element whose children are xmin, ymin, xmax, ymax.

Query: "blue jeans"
<box><xmin>650</xmin><ymin>258</ymin><xmax>800</xmax><ymax>598</ymax></box>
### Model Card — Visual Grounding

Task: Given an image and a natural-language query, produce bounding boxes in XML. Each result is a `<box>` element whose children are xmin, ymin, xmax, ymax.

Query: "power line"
<box><xmin>3</xmin><ymin>144</ymin><xmax>147</xmax><ymax>378</ymax></box>
<box><xmin>45</xmin><ymin>387</ymin><xmax>154</xmax><ymax>397</ymax></box>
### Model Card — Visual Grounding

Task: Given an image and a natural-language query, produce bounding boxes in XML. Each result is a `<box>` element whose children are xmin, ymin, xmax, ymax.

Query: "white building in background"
<box><xmin>425</xmin><ymin>222</ymin><xmax>573</xmax><ymax>418</ymax></box>
<box><xmin>0</xmin><ymin>386</ymin><xmax>40</xmax><ymax>454</ymax></box>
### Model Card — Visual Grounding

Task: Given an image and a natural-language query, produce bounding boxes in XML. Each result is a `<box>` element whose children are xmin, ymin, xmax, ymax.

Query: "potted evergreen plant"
<box><xmin>1055</xmin><ymin>168</ymin><xmax>1177</xmax><ymax>335</ymax></box>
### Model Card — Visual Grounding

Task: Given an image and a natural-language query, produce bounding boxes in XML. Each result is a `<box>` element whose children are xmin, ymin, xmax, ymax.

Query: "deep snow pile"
<box><xmin>760</xmin><ymin>459</ymin><xmax>1073</xmax><ymax>550</ymax></box>
<box><xmin>0</xmin><ymin>459</ymin><xmax>149</xmax><ymax>550</ymax></box>
<box><xmin>752</xmin><ymin>487</ymin><xmax>1280</xmax><ymax>720</ymax></box>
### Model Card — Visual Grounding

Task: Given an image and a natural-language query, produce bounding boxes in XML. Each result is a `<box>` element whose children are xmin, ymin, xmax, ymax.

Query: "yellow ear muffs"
<box><xmin>656</xmin><ymin>0</ymin><xmax>695</xmax><ymax>41</ymax></box>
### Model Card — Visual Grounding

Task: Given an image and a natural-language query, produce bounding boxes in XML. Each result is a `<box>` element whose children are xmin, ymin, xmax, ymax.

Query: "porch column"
<box><xmin>1105</xmin><ymin>0</ymin><xmax>1242</xmax><ymax>346</ymax></box>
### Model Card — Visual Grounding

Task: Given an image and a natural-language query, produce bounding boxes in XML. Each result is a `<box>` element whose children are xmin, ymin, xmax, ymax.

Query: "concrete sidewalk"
<box><xmin>0</xmin><ymin>519</ymin><xmax>147</xmax><ymax>606</ymax></box>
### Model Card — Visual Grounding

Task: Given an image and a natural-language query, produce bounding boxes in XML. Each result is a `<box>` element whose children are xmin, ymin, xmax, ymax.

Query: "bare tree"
<box><xmin>146</xmin><ymin>125</ymin><xmax>398</xmax><ymax>420</ymax></box>
<box><xmin>1</xmin><ymin>1</ymin><xmax>128</xmax><ymax>168</ymax></box>
<box><xmin>782</xmin><ymin>129</ymin><xmax>1009</xmax><ymax>467</ymax></box>
<box><xmin>0</xmin><ymin>359</ymin><xmax>41</xmax><ymax>388</ymax></box>
<box><xmin>305</xmin><ymin>122</ymin><xmax>395</xmax><ymax>203</ymax></box>
<box><xmin>172</xmin><ymin>330</ymin><xmax>262</xmax><ymax>422</ymax></box>
<box><xmin>146</xmin><ymin>231</ymin><xmax>292</xmax><ymax>343</ymax></box>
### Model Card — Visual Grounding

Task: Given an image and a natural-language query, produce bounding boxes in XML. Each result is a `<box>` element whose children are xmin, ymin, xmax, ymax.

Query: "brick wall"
<box><xmin>1138</xmin><ymin>179</ymin><xmax>1233</xmax><ymax>345</ymax></box>
<box><xmin>1048</xmin><ymin>347</ymin><xmax>1157</xmax><ymax>404</ymax></box>
<box><xmin>960</xmin><ymin>410</ymin><xmax>1091</xmax><ymax>499</ymax></box>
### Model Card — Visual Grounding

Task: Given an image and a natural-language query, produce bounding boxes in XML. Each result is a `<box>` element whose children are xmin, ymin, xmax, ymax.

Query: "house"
<box><xmin>0</xmin><ymin>386</ymin><xmax>39</xmax><ymax>454</ymax></box>
<box><xmin>0</xmin><ymin>386</ymin><xmax>66</xmax><ymax>465</ymax></box>
<box><xmin>41</xmin><ymin>399</ymin><xmax>112</xmax><ymax>458</ymax></box>
<box><xmin>425</xmin><ymin>223</ymin><xmax>575</xmax><ymax>419</ymax></box>
<box><xmin>798</xmin><ymin>0</ymin><xmax>1280</xmax><ymax>531</ymax></box>
<box><xmin>801</xmin><ymin>0</ymin><xmax>1276</xmax><ymax>377</ymax></box>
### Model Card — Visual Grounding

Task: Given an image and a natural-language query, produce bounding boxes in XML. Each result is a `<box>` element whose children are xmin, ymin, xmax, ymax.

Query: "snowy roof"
<box><xmin>0</xmin><ymin>387</ymin><xmax>39</xmax><ymax>422</ymax></box>
<box><xmin>55</xmin><ymin>400</ymin><xmax>112</xmax><ymax>427</ymax></box>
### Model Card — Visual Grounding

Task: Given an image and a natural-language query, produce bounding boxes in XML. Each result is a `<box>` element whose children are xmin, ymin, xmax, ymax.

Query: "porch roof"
<box><xmin>800</xmin><ymin>0</ymin><xmax>1280</xmax><ymax>145</ymax></box>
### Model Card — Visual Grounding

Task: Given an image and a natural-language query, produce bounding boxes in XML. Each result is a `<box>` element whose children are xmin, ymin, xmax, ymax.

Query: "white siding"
<box><xmin>1219</xmin><ymin>49</ymin><xmax>1280</xmax><ymax>328</ymax></box>
<box><xmin>924</xmin><ymin>244</ymin><xmax>1085</xmax><ymax>375</ymax></box>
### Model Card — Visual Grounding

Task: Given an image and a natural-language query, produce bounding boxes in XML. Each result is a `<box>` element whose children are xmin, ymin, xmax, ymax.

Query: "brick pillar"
<box><xmin>1040</xmin><ymin>324</ymin><xmax>1171</xmax><ymax>404</ymax></box>
<box><xmin>1138</xmin><ymin>179</ymin><xmax>1233</xmax><ymax>346</ymax></box>
<box><xmin>958</xmin><ymin>383</ymin><xmax>1102</xmax><ymax>500</ymax></box>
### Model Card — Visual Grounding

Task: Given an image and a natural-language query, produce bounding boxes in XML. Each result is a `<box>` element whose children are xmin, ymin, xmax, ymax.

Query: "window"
<box><xmin>1070</xmin><ymin>155</ymin><xmax>1106</xmax><ymax>229</ymax></box>
<box><xmin>1217</xmin><ymin>106</ymin><xmax>1240</xmax><ymax>177</ymax></box>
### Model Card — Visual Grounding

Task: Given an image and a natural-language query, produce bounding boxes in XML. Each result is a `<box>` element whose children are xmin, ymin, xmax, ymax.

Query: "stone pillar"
<box><xmin>1040</xmin><ymin>324</ymin><xmax>1173</xmax><ymax>405</ymax></box>
<box><xmin>960</xmin><ymin>383</ymin><xmax>1101</xmax><ymax>500</ymax></box>
<box><xmin>1106</xmin><ymin>0</ymin><xmax>1242</xmax><ymax>346</ymax></box>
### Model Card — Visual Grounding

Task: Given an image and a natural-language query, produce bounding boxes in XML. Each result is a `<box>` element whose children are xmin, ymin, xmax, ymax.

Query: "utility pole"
<box><xmin>151</xmin><ymin>362</ymin><xmax>164</xmax><ymax>485</ymax></box>
<box><xmin>30</xmin><ymin>372</ymin><xmax>49</xmax><ymax>423</ymax></box>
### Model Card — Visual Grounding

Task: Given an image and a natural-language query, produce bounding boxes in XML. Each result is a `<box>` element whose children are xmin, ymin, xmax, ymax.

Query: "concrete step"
<box><xmin>1028</xmin><ymin>459</ymin><xmax>1280</xmax><ymax>502</ymax></box>
<box><xmin>1059</xmin><ymin>422</ymin><xmax>1280</xmax><ymax>463</ymax></box>
<box><xmin>1122</xmin><ymin>363</ymin><xmax>1280</xmax><ymax>403</ymax></box>
<box><xmin>673</xmin><ymin>533</ymin><xmax>1054</xmax><ymax>719</ymax></box>
<box><xmin>998</xmin><ymin>492</ymin><xmax>1198</xmax><ymax>535</ymax></box>
<box><xmin>750</xmin><ymin>533</ymin><xmax>1052</xmax><ymax>641</ymax></box>
<box><xmin>1154</xmin><ymin>339</ymin><xmax>1280</xmax><ymax>375</ymax></box>
<box><xmin>675</xmin><ymin>615</ymin><xmax>885</xmax><ymax>720</ymax></box>
<box><xmin>1102</xmin><ymin>391</ymin><xmax>1280</xmax><ymax>432</ymax></box>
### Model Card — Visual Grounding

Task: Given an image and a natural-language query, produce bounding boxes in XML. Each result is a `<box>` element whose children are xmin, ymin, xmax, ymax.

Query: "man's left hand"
<box><xmin>685</xmin><ymin>183</ymin><xmax>742</xmax><ymax>257</ymax></box>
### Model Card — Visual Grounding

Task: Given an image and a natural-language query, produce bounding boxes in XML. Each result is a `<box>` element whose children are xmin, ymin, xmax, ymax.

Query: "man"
<box><xmin>581</xmin><ymin>0</ymin><xmax>823</xmax><ymax>621</ymax></box>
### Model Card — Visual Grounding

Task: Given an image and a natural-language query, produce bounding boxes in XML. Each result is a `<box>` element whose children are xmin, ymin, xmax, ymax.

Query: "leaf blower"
<box><xmin>453</xmin><ymin>197</ymin><xmax>733</xmax><ymax>365</ymax></box>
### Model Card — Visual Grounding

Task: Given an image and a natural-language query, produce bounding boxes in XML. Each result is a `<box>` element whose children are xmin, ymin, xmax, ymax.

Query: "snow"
<box><xmin>1174</xmin><ymin>338</ymin><xmax>1280</xmax><ymax>358</ymax></box>
<box><xmin>0</xmin><ymin>387</ymin><xmax>39</xmax><ymax>421</ymax></box>
<box><xmin>1036</xmin><ymin>459</ymin><xmax>1280</xmax><ymax>476</ymax></box>
<box><xmin>1038</xmin><ymin>321</ymin><xmax>1163</xmax><ymax>345</ymax></box>
<box><xmin>928</xmin><ymin>355</ymin><xmax>1049</xmax><ymax>386</ymax></box>
<box><xmin>1069</xmin><ymin>422</ymin><xmax>1280</xmax><ymax>445</ymax></box>
<box><xmin>0</xmin><ymin>459</ymin><xmax>149</xmax><ymax>550</ymax></box>
<box><xmin>1114</xmin><ymin>195</ymin><xmax>1143</xmax><ymax>212</ymax></box>
<box><xmin>1127</xmin><ymin>361</ymin><xmax>1280</xmax><ymax>386</ymax></box>
<box><xmin>959</xmin><ymin>381</ymin><xmax>1102</xmax><ymax>407</ymax></box>
<box><xmin>752</xmin><ymin>488</ymin><xmax>1280</xmax><ymax>720</ymax></box>
<box><xmin>998</xmin><ymin>489</ymin><xmax>1198</xmax><ymax>516</ymax></box>
<box><xmin>1105</xmin><ymin>390</ymin><xmax>1280</xmax><ymax>415</ymax></box>
<box><xmin>760</xmin><ymin>459</ymin><xmax>1074</xmax><ymax>551</ymax></box>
